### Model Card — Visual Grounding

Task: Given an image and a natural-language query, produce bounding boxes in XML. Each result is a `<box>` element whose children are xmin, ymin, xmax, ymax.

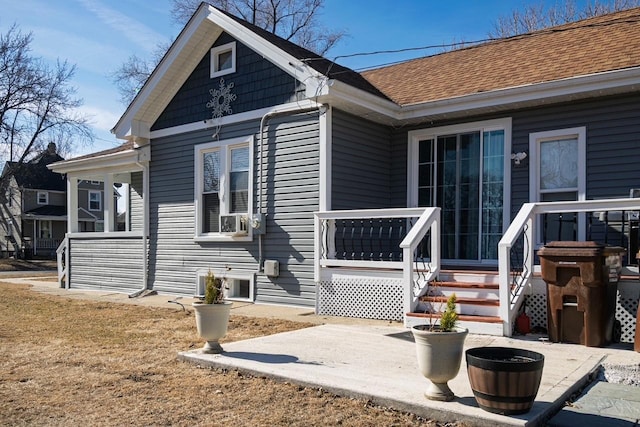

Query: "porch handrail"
<box><xmin>498</xmin><ymin>197</ymin><xmax>640</xmax><ymax>336</ymax></box>
<box><xmin>399</xmin><ymin>207</ymin><xmax>441</xmax><ymax>316</ymax></box>
<box><xmin>314</xmin><ymin>208</ymin><xmax>427</xmax><ymax>221</ymax></box>
<box><xmin>314</xmin><ymin>208</ymin><xmax>427</xmax><ymax>278</ymax></box>
<box><xmin>56</xmin><ymin>236</ymin><xmax>68</xmax><ymax>289</ymax></box>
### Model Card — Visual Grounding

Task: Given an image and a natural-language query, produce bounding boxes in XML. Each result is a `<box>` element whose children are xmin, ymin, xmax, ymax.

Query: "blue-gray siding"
<box><xmin>68</xmin><ymin>237</ymin><xmax>145</xmax><ymax>292</ymax></box>
<box><xmin>148</xmin><ymin>113</ymin><xmax>320</xmax><ymax>306</ymax></box>
<box><xmin>129</xmin><ymin>171</ymin><xmax>144</xmax><ymax>232</ymax></box>
<box><xmin>153</xmin><ymin>32</ymin><xmax>305</xmax><ymax>131</ymax></box>
<box><xmin>510</xmin><ymin>93</ymin><xmax>640</xmax><ymax>218</ymax></box>
<box><xmin>331</xmin><ymin>110</ymin><xmax>393</xmax><ymax>210</ymax></box>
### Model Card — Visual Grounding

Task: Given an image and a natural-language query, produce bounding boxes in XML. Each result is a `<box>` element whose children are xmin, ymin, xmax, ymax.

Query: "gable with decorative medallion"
<box><xmin>152</xmin><ymin>32</ymin><xmax>306</xmax><ymax>131</ymax></box>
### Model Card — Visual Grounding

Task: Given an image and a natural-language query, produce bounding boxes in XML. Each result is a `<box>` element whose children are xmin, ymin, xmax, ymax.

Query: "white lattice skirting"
<box><xmin>317</xmin><ymin>278</ymin><xmax>404</xmax><ymax>321</ymax></box>
<box><xmin>527</xmin><ymin>280</ymin><xmax>639</xmax><ymax>344</ymax></box>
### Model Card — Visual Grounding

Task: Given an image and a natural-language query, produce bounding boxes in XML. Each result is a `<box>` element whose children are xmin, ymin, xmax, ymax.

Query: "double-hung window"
<box><xmin>195</xmin><ymin>137</ymin><xmax>252</xmax><ymax>240</ymax></box>
<box><xmin>529</xmin><ymin>127</ymin><xmax>586</xmax><ymax>243</ymax></box>
<box><xmin>37</xmin><ymin>191</ymin><xmax>48</xmax><ymax>205</ymax></box>
<box><xmin>89</xmin><ymin>191</ymin><xmax>101</xmax><ymax>211</ymax></box>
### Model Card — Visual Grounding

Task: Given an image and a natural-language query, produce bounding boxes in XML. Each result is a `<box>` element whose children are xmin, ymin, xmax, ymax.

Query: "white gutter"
<box><xmin>323</xmin><ymin>66</ymin><xmax>640</xmax><ymax>123</ymax></box>
<box><xmin>48</xmin><ymin>147</ymin><xmax>148</xmax><ymax>175</ymax></box>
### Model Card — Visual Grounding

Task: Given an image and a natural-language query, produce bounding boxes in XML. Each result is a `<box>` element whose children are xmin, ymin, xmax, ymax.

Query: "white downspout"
<box><xmin>256</xmin><ymin>103</ymin><xmax>325</xmax><ymax>271</ymax></box>
<box><xmin>130</xmin><ymin>161</ymin><xmax>149</xmax><ymax>297</ymax></box>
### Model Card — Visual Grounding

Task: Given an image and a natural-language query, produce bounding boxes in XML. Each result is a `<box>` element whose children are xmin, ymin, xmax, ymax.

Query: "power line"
<box><xmin>300</xmin><ymin>14</ymin><xmax>640</xmax><ymax>76</ymax></box>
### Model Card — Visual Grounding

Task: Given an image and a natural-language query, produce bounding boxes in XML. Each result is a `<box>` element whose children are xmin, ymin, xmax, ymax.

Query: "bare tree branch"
<box><xmin>0</xmin><ymin>24</ymin><xmax>92</xmax><ymax>187</ymax></box>
<box><xmin>489</xmin><ymin>0</ymin><xmax>640</xmax><ymax>38</ymax></box>
<box><xmin>115</xmin><ymin>0</ymin><xmax>345</xmax><ymax>104</ymax></box>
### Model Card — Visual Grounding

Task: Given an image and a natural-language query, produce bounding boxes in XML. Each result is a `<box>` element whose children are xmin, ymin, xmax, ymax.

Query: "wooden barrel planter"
<box><xmin>466</xmin><ymin>347</ymin><xmax>544</xmax><ymax>415</ymax></box>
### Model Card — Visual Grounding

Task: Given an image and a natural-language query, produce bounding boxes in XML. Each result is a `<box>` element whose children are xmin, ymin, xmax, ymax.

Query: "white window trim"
<box><xmin>407</xmin><ymin>117</ymin><xmax>512</xmax><ymax>235</ymax></box>
<box><xmin>88</xmin><ymin>190</ymin><xmax>102</xmax><ymax>211</ymax></box>
<box><xmin>195</xmin><ymin>269</ymin><xmax>254</xmax><ymax>302</ymax></box>
<box><xmin>37</xmin><ymin>191</ymin><xmax>48</xmax><ymax>205</ymax></box>
<box><xmin>529</xmin><ymin>126</ymin><xmax>586</xmax><ymax>202</ymax></box>
<box><xmin>194</xmin><ymin>136</ymin><xmax>253</xmax><ymax>242</ymax></box>
<box><xmin>529</xmin><ymin>126</ymin><xmax>587</xmax><ymax>242</ymax></box>
<box><xmin>210</xmin><ymin>41</ymin><xmax>236</xmax><ymax>78</ymax></box>
<box><xmin>39</xmin><ymin>219</ymin><xmax>52</xmax><ymax>238</ymax></box>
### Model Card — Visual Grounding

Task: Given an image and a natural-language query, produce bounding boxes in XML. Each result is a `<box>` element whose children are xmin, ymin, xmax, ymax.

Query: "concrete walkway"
<box><xmin>5</xmin><ymin>275</ymin><xmax>640</xmax><ymax>426</ymax></box>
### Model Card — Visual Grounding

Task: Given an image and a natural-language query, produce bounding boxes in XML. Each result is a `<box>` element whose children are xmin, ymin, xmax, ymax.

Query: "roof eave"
<box><xmin>397</xmin><ymin>66</ymin><xmax>640</xmax><ymax>122</ymax></box>
<box><xmin>48</xmin><ymin>145</ymin><xmax>149</xmax><ymax>175</ymax></box>
<box><xmin>23</xmin><ymin>214</ymin><xmax>67</xmax><ymax>221</ymax></box>
<box><xmin>326</xmin><ymin>66</ymin><xmax>640</xmax><ymax>125</ymax></box>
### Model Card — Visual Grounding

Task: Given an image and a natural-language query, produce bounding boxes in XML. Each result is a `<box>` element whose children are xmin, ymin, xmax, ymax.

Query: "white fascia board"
<box><xmin>112</xmin><ymin>4</ymin><xmax>215</xmax><ymax>140</ymax></box>
<box><xmin>398</xmin><ymin>66</ymin><xmax>640</xmax><ymax>121</ymax></box>
<box><xmin>321</xmin><ymin>79</ymin><xmax>398</xmax><ymax>116</ymax></box>
<box><xmin>48</xmin><ymin>146</ymin><xmax>149</xmax><ymax>175</ymax></box>
<box><xmin>150</xmin><ymin>99</ymin><xmax>321</xmax><ymax>139</ymax></box>
<box><xmin>325</xmin><ymin>66</ymin><xmax>640</xmax><ymax>123</ymax></box>
<box><xmin>78</xmin><ymin>207</ymin><xmax>98</xmax><ymax>220</ymax></box>
<box><xmin>23</xmin><ymin>214</ymin><xmax>67</xmax><ymax>221</ymax></box>
<box><xmin>203</xmin><ymin>7</ymin><xmax>324</xmax><ymax>91</ymax></box>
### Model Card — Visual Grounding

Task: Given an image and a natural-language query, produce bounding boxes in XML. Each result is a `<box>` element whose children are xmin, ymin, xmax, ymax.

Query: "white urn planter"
<box><xmin>411</xmin><ymin>325</ymin><xmax>468</xmax><ymax>401</ymax></box>
<box><xmin>192</xmin><ymin>301</ymin><xmax>232</xmax><ymax>354</ymax></box>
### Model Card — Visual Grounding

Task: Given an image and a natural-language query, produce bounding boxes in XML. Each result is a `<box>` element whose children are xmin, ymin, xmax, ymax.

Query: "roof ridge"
<box><xmin>362</xmin><ymin>6</ymin><xmax>640</xmax><ymax>76</ymax></box>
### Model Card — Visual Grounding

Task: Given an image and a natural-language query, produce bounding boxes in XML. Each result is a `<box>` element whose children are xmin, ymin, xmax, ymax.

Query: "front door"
<box><xmin>414</xmin><ymin>124</ymin><xmax>507</xmax><ymax>263</ymax></box>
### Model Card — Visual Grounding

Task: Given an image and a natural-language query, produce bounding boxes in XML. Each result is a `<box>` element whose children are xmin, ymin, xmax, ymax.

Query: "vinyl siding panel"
<box><xmin>152</xmin><ymin>32</ymin><xmax>305</xmax><ymax>131</ymax></box>
<box><xmin>148</xmin><ymin>113</ymin><xmax>320</xmax><ymax>307</ymax></box>
<box><xmin>390</xmin><ymin>129</ymin><xmax>409</xmax><ymax>208</ymax></box>
<box><xmin>331</xmin><ymin>110</ymin><xmax>393</xmax><ymax>209</ymax></box>
<box><xmin>68</xmin><ymin>237</ymin><xmax>145</xmax><ymax>292</ymax></box>
<box><xmin>129</xmin><ymin>171</ymin><xmax>144</xmax><ymax>232</ymax></box>
<box><xmin>510</xmin><ymin>93</ymin><xmax>640</xmax><ymax>218</ymax></box>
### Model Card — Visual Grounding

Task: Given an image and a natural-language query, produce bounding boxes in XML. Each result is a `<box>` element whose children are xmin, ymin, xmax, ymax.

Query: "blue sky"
<box><xmin>1</xmin><ymin>0</ymin><xmax>591</xmax><ymax>157</ymax></box>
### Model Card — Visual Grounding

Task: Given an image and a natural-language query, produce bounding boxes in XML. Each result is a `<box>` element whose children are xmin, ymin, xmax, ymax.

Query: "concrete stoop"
<box><xmin>179</xmin><ymin>325</ymin><xmax>640</xmax><ymax>427</ymax></box>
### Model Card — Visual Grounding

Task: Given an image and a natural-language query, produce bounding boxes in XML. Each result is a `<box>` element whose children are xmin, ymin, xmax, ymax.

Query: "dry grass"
<box><xmin>0</xmin><ymin>259</ymin><xmax>57</xmax><ymax>271</ymax></box>
<box><xmin>0</xmin><ymin>283</ymin><xmax>464</xmax><ymax>426</ymax></box>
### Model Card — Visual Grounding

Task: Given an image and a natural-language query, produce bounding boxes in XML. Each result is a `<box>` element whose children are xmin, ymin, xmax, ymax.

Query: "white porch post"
<box><xmin>125</xmin><ymin>183</ymin><xmax>131</xmax><ymax>232</ymax></box>
<box><xmin>67</xmin><ymin>176</ymin><xmax>79</xmax><ymax>233</ymax></box>
<box><xmin>104</xmin><ymin>173</ymin><xmax>115</xmax><ymax>232</ymax></box>
<box><xmin>318</xmin><ymin>105</ymin><xmax>331</xmax><ymax>212</ymax></box>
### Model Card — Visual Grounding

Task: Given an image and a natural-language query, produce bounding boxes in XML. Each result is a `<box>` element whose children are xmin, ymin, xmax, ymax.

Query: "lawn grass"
<box><xmin>0</xmin><ymin>283</ymin><xmax>460</xmax><ymax>426</ymax></box>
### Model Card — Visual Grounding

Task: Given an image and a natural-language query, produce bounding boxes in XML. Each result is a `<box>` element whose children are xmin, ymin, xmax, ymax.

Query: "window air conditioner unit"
<box><xmin>219</xmin><ymin>214</ymin><xmax>248</xmax><ymax>236</ymax></box>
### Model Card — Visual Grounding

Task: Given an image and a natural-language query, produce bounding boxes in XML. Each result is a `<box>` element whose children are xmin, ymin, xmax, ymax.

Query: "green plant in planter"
<box><xmin>204</xmin><ymin>270</ymin><xmax>225</xmax><ymax>304</ymax></box>
<box><xmin>439</xmin><ymin>293</ymin><xmax>458</xmax><ymax>332</ymax></box>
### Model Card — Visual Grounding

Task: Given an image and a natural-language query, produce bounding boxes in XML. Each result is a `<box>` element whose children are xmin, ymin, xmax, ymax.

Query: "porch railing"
<box><xmin>314</xmin><ymin>207</ymin><xmax>440</xmax><ymax>318</ymax></box>
<box><xmin>56</xmin><ymin>236</ymin><xmax>68</xmax><ymax>289</ymax></box>
<box><xmin>399</xmin><ymin>207</ymin><xmax>441</xmax><ymax>315</ymax></box>
<box><xmin>498</xmin><ymin>197</ymin><xmax>640</xmax><ymax>336</ymax></box>
<box><xmin>34</xmin><ymin>238</ymin><xmax>62</xmax><ymax>255</ymax></box>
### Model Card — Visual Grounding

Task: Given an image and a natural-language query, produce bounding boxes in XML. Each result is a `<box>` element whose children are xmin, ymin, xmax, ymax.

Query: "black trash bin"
<box><xmin>537</xmin><ymin>241</ymin><xmax>623</xmax><ymax>347</ymax></box>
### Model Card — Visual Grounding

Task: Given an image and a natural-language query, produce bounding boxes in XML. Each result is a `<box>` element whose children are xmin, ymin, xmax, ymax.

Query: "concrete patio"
<box><xmin>6</xmin><ymin>275</ymin><xmax>640</xmax><ymax>426</ymax></box>
<box><xmin>179</xmin><ymin>323</ymin><xmax>639</xmax><ymax>427</ymax></box>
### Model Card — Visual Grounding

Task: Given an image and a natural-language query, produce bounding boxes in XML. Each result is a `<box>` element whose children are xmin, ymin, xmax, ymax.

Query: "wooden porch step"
<box><xmin>433</xmin><ymin>281</ymin><xmax>499</xmax><ymax>290</ymax></box>
<box><xmin>406</xmin><ymin>312</ymin><xmax>502</xmax><ymax>324</ymax></box>
<box><xmin>419</xmin><ymin>295</ymin><xmax>500</xmax><ymax>306</ymax></box>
